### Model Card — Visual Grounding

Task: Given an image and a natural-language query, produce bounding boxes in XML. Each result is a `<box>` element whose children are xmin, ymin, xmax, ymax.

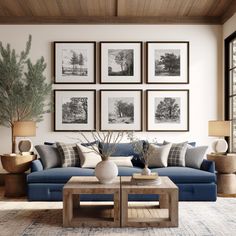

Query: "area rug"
<box><xmin>0</xmin><ymin>197</ymin><xmax>236</xmax><ymax>236</ymax></box>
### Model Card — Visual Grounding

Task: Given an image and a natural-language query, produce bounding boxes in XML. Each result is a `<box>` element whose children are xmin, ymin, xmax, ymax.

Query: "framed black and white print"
<box><xmin>100</xmin><ymin>42</ymin><xmax>142</xmax><ymax>84</ymax></box>
<box><xmin>54</xmin><ymin>42</ymin><xmax>96</xmax><ymax>84</ymax></box>
<box><xmin>147</xmin><ymin>42</ymin><xmax>189</xmax><ymax>84</ymax></box>
<box><xmin>54</xmin><ymin>90</ymin><xmax>96</xmax><ymax>131</ymax></box>
<box><xmin>147</xmin><ymin>90</ymin><xmax>189</xmax><ymax>131</ymax></box>
<box><xmin>100</xmin><ymin>90</ymin><xmax>142</xmax><ymax>131</ymax></box>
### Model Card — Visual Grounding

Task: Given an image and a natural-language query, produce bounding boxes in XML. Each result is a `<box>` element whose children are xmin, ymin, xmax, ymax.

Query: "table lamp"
<box><xmin>208</xmin><ymin>120</ymin><xmax>231</xmax><ymax>154</ymax></box>
<box><xmin>13</xmin><ymin>121</ymin><xmax>36</xmax><ymax>154</ymax></box>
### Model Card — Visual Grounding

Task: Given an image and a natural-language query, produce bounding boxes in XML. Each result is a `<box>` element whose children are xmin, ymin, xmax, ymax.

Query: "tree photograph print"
<box><xmin>147</xmin><ymin>42</ymin><xmax>189</xmax><ymax>84</ymax></box>
<box><xmin>54</xmin><ymin>42</ymin><xmax>95</xmax><ymax>83</ymax></box>
<box><xmin>155</xmin><ymin>49</ymin><xmax>180</xmax><ymax>76</ymax></box>
<box><xmin>147</xmin><ymin>90</ymin><xmax>189</xmax><ymax>131</ymax></box>
<box><xmin>108</xmin><ymin>97</ymin><xmax>134</xmax><ymax>124</ymax></box>
<box><xmin>54</xmin><ymin>90</ymin><xmax>95</xmax><ymax>131</ymax></box>
<box><xmin>108</xmin><ymin>49</ymin><xmax>134</xmax><ymax>76</ymax></box>
<box><xmin>62</xmin><ymin>97</ymin><xmax>88</xmax><ymax>124</ymax></box>
<box><xmin>62</xmin><ymin>49</ymin><xmax>88</xmax><ymax>77</ymax></box>
<box><xmin>100</xmin><ymin>90</ymin><xmax>142</xmax><ymax>131</ymax></box>
<box><xmin>155</xmin><ymin>97</ymin><xmax>180</xmax><ymax>124</ymax></box>
<box><xmin>100</xmin><ymin>42</ymin><xmax>142</xmax><ymax>84</ymax></box>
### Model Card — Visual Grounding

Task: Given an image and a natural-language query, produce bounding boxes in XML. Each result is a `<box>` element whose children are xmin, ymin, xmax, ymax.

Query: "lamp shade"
<box><xmin>13</xmin><ymin>121</ymin><xmax>36</xmax><ymax>137</ymax></box>
<box><xmin>208</xmin><ymin>120</ymin><xmax>231</xmax><ymax>137</ymax></box>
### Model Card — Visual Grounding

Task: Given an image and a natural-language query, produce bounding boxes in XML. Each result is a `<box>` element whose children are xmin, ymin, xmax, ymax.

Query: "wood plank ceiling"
<box><xmin>0</xmin><ymin>0</ymin><xmax>235</xmax><ymax>24</ymax></box>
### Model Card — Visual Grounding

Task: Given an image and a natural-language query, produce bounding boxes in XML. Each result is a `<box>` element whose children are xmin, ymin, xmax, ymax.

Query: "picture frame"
<box><xmin>147</xmin><ymin>41</ymin><xmax>189</xmax><ymax>84</ymax></box>
<box><xmin>100</xmin><ymin>41</ymin><xmax>142</xmax><ymax>84</ymax></box>
<box><xmin>100</xmin><ymin>90</ymin><xmax>143</xmax><ymax>131</ymax></box>
<box><xmin>54</xmin><ymin>42</ymin><xmax>96</xmax><ymax>84</ymax></box>
<box><xmin>146</xmin><ymin>90</ymin><xmax>189</xmax><ymax>131</ymax></box>
<box><xmin>54</xmin><ymin>90</ymin><xmax>96</xmax><ymax>131</ymax></box>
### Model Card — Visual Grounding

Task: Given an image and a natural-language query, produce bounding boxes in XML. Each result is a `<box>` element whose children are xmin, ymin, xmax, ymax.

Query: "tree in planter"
<box><xmin>0</xmin><ymin>35</ymin><xmax>51</xmax><ymax>153</ymax></box>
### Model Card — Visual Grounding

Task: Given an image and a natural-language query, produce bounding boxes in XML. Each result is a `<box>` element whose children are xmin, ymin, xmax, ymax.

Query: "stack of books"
<box><xmin>131</xmin><ymin>172</ymin><xmax>162</xmax><ymax>185</ymax></box>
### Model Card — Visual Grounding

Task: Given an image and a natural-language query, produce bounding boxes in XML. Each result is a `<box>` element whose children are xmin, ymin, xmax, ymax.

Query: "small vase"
<box><xmin>95</xmin><ymin>159</ymin><xmax>118</xmax><ymax>184</ymax></box>
<box><xmin>142</xmin><ymin>165</ymin><xmax>151</xmax><ymax>175</ymax></box>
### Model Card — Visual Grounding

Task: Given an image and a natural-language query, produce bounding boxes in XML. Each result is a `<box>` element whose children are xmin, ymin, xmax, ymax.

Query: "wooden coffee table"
<box><xmin>121</xmin><ymin>176</ymin><xmax>179</xmax><ymax>227</ymax></box>
<box><xmin>63</xmin><ymin>176</ymin><xmax>120</xmax><ymax>227</ymax></box>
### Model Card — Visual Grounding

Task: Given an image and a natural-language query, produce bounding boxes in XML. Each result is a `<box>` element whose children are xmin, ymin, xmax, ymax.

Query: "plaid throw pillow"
<box><xmin>56</xmin><ymin>142</ymin><xmax>80</xmax><ymax>167</ymax></box>
<box><xmin>164</xmin><ymin>141</ymin><xmax>188</xmax><ymax>167</ymax></box>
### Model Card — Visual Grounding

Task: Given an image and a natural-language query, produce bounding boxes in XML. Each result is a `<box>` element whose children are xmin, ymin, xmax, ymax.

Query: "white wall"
<box><xmin>0</xmin><ymin>25</ymin><xmax>222</xmax><ymax>171</ymax></box>
<box><xmin>223</xmin><ymin>13</ymin><xmax>236</xmax><ymax>39</ymax></box>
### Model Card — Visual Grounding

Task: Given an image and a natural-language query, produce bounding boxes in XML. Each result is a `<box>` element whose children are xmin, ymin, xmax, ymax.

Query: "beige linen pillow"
<box><xmin>109</xmin><ymin>156</ymin><xmax>133</xmax><ymax>167</ymax></box>
<box><xmin>148</xmin><ymin>143</ymin><xmax>172</xmax><ymax>168</ymax></box>
<box><xmin>76</xmin><ymin>144</ymin><xmax>102</xmax><ymax>168</ymax></box>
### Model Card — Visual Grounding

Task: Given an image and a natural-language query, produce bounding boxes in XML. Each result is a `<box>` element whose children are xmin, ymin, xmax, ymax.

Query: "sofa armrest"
<box><xmin>200</xmin><ymin>159</ymin><xmax>215</xmax><ymax>173</ymax></box>
<box><xmin>31</xmin><ymin>159</ymin><xmax>43</xmax><ymax>172</ymax></box>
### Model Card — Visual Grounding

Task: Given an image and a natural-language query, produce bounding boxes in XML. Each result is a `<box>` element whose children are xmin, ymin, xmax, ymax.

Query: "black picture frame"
<box><xmin>54</xmin><ymin>89</ymin><xmax>96</xmax><ymax>131</ymax></box>
<box><xmin>146</xmin><ymin>41</ymin><xmax>189</xmax><ymax>84</ymax></box>
<box><xmin>54</xmin><ymin>41</ymin><xmax>96</xmax><ymax>84</ymax></box>
<box><xmin>146</xmin><ymin>89</ymin><xmax>189</xmax><ymax>132</ymax></box>
<box><xmin>100</xmin><ymin>41</ymin><xmax>143</xmax><ymax>84</ymax></box>
<box><xmin>100</xmin><ymin>89</ymin><xmax>143</xmax><ymax>131</ymax></box>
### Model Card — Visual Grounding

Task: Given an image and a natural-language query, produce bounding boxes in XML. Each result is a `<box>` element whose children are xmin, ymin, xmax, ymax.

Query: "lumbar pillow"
<box><xmin>77</xmin><ymin>143</ymin><xmax>102</xmax><ymax>168</ymax></box>
<box><xmin>109</xmin><ymin>156</ymin><xmax>133</xmax><ymax>167</ymax></box>
<box><xmin>35</xmin><ymin>145</ymin><xmax>62</xmax><ymax>169</ymax></box>
<box><xmin>148</xmin><ymin>143</ymin><xmax>172</xmax><ymax>168</ymax></box>
<box><xmin>56</xmin><ymin>142</ymin><xmax>80</xmax><ymax>167</ymax></box>
<box><xmin>163</xmin><ymin>141</ymin><xmax>188</xmax><ymax>167</ymax></box>
<box><xmin>185</xmin><ymin>146</ymin><xmax>208</xmax><ymax>169</ymax></box>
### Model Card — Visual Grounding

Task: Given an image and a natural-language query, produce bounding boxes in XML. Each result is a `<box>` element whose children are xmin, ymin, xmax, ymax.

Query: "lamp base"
<box><xmin>18</xmin><ymin>139</ymin><xmax>33</xmax><ymax>153</ymax></box>
<box><xmin>212</xmin><ymin>139</ymin><xmax>228</xmax><ymax>153</ymax></box>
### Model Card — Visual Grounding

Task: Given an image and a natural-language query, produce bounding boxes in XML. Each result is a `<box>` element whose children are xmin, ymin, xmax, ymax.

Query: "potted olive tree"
<box><xmin>0</xmin><ymin>35</ymin><xmax>51</xmax><ymax>153</ymax></box>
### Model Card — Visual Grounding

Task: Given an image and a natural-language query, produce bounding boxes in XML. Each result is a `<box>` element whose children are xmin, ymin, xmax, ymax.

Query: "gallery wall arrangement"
<box><xmin>53</xmin><ymin>41</ymin><xmax>190</xmax><ymax>132</ymax></box>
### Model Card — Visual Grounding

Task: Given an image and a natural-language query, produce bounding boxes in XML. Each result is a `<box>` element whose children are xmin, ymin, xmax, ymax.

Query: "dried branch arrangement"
<box><xmin>78</xmin><ymin>131</ymin><xmax>124</xmax><ymax>161</ymax></box>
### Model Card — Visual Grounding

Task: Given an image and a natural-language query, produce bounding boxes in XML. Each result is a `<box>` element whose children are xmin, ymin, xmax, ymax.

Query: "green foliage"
<box><xmin>0</xmin><ymin>35</ymin><xmax>51</xmax><ymax>128</ymax></box>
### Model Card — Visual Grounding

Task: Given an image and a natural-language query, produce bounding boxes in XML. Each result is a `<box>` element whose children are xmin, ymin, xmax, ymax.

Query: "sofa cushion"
<box><xmin>100</xmin><ymin>142</ymin><xmax>144</xmax><ymax>167</ymax></box>
<box><xmin>185</xmin><ymin>146</ymin><xmax>208</xmax><ymax>169</ymax></box>
<box><xmin>56</xmin><ymin>142</ymin><xmax>80</xmax><ymax>167</ymax></box>
<box><xmin>152</xmin><ymin>167</ymin><xmax>216</xmax><ymax>183</ymax></box>
<box><xmin>27</xmin><ymin>167</ymin><xmax>95</xmax><ymax>184</ymax></box>
<box><xmin>164</xmin><ymin>141</ymin><xmax>188</xmax><ymax>167</ymax></box>
<box><xmin>35</xmin><ymin>145</ymin><xmax>61</xmax><ymax>169</ymax></box>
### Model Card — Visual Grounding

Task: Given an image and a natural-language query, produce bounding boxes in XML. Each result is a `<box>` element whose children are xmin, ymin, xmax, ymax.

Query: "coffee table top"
<box><xmin>64</xmin><ymin>176</ymin><xmax>120</xmax><ymax>190</ymax></box>
<box><xmin>121</xmin><ymin>176</ymin><xmax>178</xmax><ymax>190</ymax></box>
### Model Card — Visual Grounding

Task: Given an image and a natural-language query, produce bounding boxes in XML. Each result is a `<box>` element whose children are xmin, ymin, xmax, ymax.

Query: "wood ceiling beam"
<box><xmin>0</xmin><ymin>15</ymin><xmax>222</xmax><ymax>24</ymax></box>
<box><xmin>221</xmin><ymin>0</ymin><xmax>236</xmax><ymax>23</ymax></box>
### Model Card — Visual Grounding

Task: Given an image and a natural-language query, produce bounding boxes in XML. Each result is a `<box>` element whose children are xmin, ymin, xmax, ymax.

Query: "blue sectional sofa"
<box><xmin>27</xmin><ymin>142</ymin><xmax>217</xmax><ymax>201</ymax></box>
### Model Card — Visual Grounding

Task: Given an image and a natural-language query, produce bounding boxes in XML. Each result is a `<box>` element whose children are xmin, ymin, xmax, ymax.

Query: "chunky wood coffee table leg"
<box><xmin>159</xmin><ymin>194</ymin><xmax>169</xmax><ymax>209</ymax></box>
<box><xmin>63</xmin><ymin>190</ymin><xmax>73</xmax><ymax>227</ymax></box>
<box><xmin>169</xmin><ymin>189</ymin><xmax>178</xmax><ymax>227</ymax></box>
<box><xmin>121</xmin><ymin>189</ymin><xmax>128</xmax><ymax>227</ymax></box>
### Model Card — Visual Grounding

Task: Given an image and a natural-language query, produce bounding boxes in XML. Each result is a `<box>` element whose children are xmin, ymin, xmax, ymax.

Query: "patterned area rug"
<box><xmin>0</xmin><ymin>197</ymin><xmax>236</xmax><ymax>236</ymax></box>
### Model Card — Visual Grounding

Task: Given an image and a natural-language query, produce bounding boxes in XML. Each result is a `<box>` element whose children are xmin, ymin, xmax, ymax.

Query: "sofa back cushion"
<box><xmin>100</xmin><ymin>142</ymin><xmax>144</xmax><ymax>167</ymax></box>
<box><xmin>164</xmin><ymin>141</ymin><xmax>188</xmax><ymax>167</ymax></box>
<box><xmin>185</xmin><ymin>146</ymin><xmax>208</xmax><ymax>169</ymax></box>
<box><xmin>77</xmin><ymin>143</ymin><xmax>101</xmax><ymax>168</ymax></box>
<box><xmin>35</xmin><ymin>145</ymin><xmax>62</xmax><ymax>169</ymax></box>
<box><xmin>148</xmin><ymin>143</ymin><xmax>172</xmax><ymax>168</ymax></box>
<box><xmin>56</xmin><ymin>142</ymin><xmax>80</xmax><ymax>167</ymax></box>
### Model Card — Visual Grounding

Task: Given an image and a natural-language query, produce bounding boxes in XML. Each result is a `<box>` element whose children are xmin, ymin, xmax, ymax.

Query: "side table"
<box><xmin>0</xmin><ymin>154</ymin><xmax>37</xmax><ymax>197</ymax></box>
<box><xmin>207</xmin><ymin>154</ymin><xmax>236</xmax><ymax>197</ymax></box>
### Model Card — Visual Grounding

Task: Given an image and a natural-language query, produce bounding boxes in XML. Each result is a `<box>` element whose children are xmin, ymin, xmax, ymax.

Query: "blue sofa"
<box><xmin>27</xmin><ymin>143</ymin><xmax>217</xmax><ymax>201</ymax></box>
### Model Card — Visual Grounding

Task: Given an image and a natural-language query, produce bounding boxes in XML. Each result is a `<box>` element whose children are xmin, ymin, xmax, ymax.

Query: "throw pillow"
<box><xmin>163</xmin><ymin>141</ymin><xmax>188</xmax><ymax>167</ymax></box>
<box><xmin>109</xmin><ymin>156</ymin><xmax>133</xmax><ymax>167</ymax></box>
<box><xmin>56</xmin><ymin>142</ymin><xmax>80</xmax><ymax>167</ymax></box>
<box><xmin>148</xmin><ymin>143</ymin><xmax>172</xmax><ymax>168</ymax></box>
<box><xmin>185</xmin><ymin>146</ymin><xmax>208</xmax><ymax>169</ymax></box>
<box><xmin>77</xmin><ymin>143</ymin><xmax>102</xmax><ymax>168</ymax></box>
<box><xmin>35</xmin><ymin>145</ymin><xmax>62</xmax><ymax>169</ymax></box>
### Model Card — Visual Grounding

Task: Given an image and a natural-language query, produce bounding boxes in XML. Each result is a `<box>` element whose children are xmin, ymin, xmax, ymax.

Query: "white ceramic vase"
<box><xmin>142</xmin><ymin>164</ymin><xmax>151</xmax><ymax>175</ymax></box>
<box><xmin>95</xmin><ymin>159</ymin><xmax>118</xmax><ymax>184</ymax></box>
